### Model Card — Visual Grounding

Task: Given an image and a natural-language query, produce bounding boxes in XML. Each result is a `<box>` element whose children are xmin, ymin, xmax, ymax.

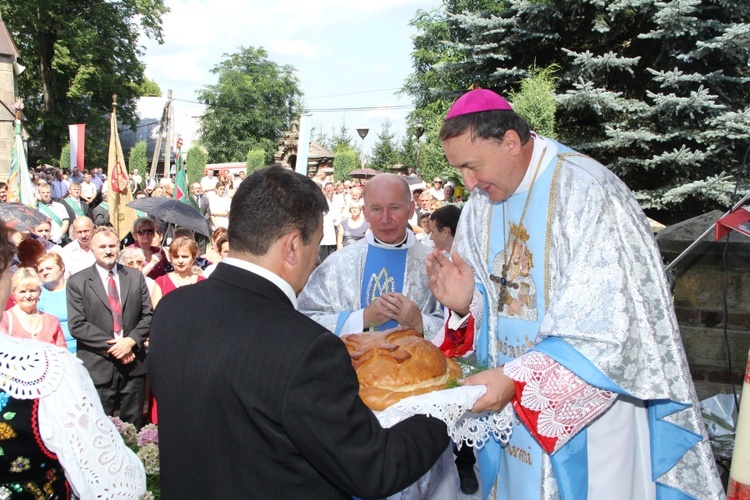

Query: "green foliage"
<box><xmin>185</xmin><ymin>145</ymin><xmax>208</xmax><ymax>186</ymax></box>
<box><xmin>59</xmin><ymin>144</ymin><xmax>70</xmax><ymax>170</ymax></box>
<box><xmin>246</xmin><ymin>149</ymin><xmax>266</xmax><ymax>173</ymax></box>
<box><xmin>139</xmin><ymin>77</ymin><xmax>162</xmax><ymax>97</ymax></box>
<box><xmin>128</xmin><ymin>141</ymin><xmax>148</xmax><ymax>188</ymax></box>
<box><xmin>404</xmin><ymin>0</ymin><xmax>750</xmax><ymax>222</ymax></box>
<box><xmin>198</xmin><ymin>46</ymin><xmax>303</xmax><ymax>163</ymax></box>
<box><xmin>369</xmin><ymin>119</ymin><xmax>400</xmax><ymax>171</ymax></box>
<box><xmin>331</xmin><ymin>120</ymin><xmax>355</xmax><ymax>153</ymax></box>
<box><xmin>406</xmin><ymin>100</ymin><xmax>454</xmax><ymax>185</ymax></box>
<box><xmin>333</xmin><ymin>148</ymin><xmax>359</xmax><ymax>181</ymax></box>
<box><xmin>508</xmin><ymin>65</ymin><xmax>558</xmax><ymax>138</ymax></box>
<box><xmin>0</xmin><ymin>0</ymin><xmax>169</xmax><ymax>160</ymax></box>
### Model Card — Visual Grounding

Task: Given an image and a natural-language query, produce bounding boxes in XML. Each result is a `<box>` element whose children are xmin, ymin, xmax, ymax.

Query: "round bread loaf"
<box><xmin>342</xmin><ymin>329</ymin><xmax>462</xmax><ymax>411</ymax></box>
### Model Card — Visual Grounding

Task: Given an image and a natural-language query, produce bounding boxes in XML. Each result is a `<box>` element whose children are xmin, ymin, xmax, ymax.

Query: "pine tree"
<box><xmin>406</xmin><ymin>0</ymin><xmax>750</xmax><ymax>222</ymax></box>
<box><xmin>369</xmin><ymin>119</ymin><xmax>400</xmax><ymax>171</ymax></box>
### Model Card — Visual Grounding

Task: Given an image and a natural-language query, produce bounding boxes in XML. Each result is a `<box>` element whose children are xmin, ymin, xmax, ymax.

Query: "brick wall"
<box><xmin>656</xmin><ymin>210</ymin><xmax>750</xmax><ymax>401</ymax></box>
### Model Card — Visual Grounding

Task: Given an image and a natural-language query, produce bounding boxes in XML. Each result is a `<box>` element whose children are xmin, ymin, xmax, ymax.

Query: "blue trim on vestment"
<box><xmin>534</xmin><ymin>337</ymin><xmax>702</xmax><ymax>500</ymax></box>
<box><xmin>361</xmin><ymin>246</ymin><xmax>408</xmax><ymax>331</ymax></box>
<box><xmin>335</xmin><ymin>311</ymin><xmax>352</xmax><ymax>336</ymax></box>
<box><xmin>549</xmin><ymin>429</ymin><xmax>588</xmax><ymax>500</ymax></box>
<box><xmin>474</xmin><ymin>281</ymin><xmax>490</xmax><ymax>366</ymax></box>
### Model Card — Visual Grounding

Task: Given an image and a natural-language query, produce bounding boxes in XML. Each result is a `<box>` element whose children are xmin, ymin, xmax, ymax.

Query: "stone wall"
<box><xmin>656</xmin><ymin>210</ymin><xmax>750</xmax><ymax>401</ymax></box>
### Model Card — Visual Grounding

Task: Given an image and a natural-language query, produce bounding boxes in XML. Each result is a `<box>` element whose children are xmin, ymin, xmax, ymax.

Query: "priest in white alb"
<box><xmin>298</xmin><ymin>173</ymin><xmax>454</xmax><ymax>499</ymax></box>
<box><xmin>298</xmin><ymin>173</ymin><xmax>444</xmax><ymax>340</ymax></box>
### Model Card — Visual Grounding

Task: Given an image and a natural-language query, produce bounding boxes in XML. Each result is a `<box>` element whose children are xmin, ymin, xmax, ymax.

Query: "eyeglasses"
<box><xmin>136</xmin><ymin>229</ymin><xmax>154</xmax><ymax>236</ymax></box>
<box><xmin>126</xmin><ymin>260</ymin><xmax>144</xmax><ymax>266</ymax></box>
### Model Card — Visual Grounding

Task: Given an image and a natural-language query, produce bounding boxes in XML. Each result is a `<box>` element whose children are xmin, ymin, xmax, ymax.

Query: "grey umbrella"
<box><xmin>126</xmin><ymin>197</ymin><xmax>212</xmax><ymax>237</ymax></box>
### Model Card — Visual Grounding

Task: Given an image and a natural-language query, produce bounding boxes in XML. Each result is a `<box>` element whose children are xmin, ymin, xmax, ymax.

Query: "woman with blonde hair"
<box><xmin>129</xmin><ymin>216</ymin><xmax>167</xmax><ymax>279</ymax></box>
<box><xmin>36</xmin><ymin>252</ymin><xmax>76</xmax><ymax>352</ymax></box>
<box><xmin>0</xmin><ymin>219</ymin><xmax>146</xmax><ymax>497</ymax></box>
<box><xmin>337</xmin><ymin>203</ymin><xmax>369</xmax><ymax>249</ymax></box>
<box><xmin>1</xmin><ymin>268</ymin><xmax>66</xmax><ymax>348</ymax></box>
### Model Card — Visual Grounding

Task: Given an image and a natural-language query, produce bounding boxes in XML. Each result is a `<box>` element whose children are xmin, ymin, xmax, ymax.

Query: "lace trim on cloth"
<box><xmin>376</xmin><ymin>385</ymin><xmax>514</xmax><ymax>448</ymax></box>
<box><xmin>504</xmin><ymin>351</ymin><xmax>616</xmax><ymax>453</ymax></box>
<box><xmin>0</xmin><ymin>335</ymin><xmax>64</xmax><ymax>399</ymax></box>
<box><xmin>61</xmin><ymin>394</ymin><xmax>145</xmax><ymax>498</ymax></box>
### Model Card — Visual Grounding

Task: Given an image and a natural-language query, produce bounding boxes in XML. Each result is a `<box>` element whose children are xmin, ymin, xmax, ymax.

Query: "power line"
<box><xmin>171</xmin><ymin>97</ymin><xmax>414</xmax><ymax>114</ymax></box>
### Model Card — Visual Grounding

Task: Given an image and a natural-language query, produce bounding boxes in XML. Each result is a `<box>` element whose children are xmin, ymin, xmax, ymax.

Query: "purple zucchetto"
<box><xmin>444</xmin><ymin>88</ymin><xmax>513</xmax><ymax>120</ymax></box>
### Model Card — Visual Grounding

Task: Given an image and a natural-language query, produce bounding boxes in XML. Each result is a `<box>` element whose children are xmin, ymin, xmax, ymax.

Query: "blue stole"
<box><xmin>476</xmin><ymin>148</ymin><xmax>556</xmax><ymax>500</ymax></box>
<box><xmin>360</xmin><ymin>245</ymin><xmax>408</xmax><ymax>330</ymax></box>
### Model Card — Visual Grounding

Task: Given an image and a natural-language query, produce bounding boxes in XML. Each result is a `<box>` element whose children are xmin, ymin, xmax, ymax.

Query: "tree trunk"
<box><xmin>38</xmin><ymin>27</ymin><xmax>59</xmax><ymax>157</ymax></box>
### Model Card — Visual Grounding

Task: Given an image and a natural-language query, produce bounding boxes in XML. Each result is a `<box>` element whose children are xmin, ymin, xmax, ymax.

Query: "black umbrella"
<box><xmin>126</xmin><ymin>198</ymin><xmax>211</xmax><ymax>237</ymax></box>
<box><xmin>349</xmin><ymin>168</ymin><xmax>381</xmax><ymax>180</ymax></box>
<box><xmin>0</xmin><ymin>203</ymin><xmax>51</xmax><ymax>232</ymax></box>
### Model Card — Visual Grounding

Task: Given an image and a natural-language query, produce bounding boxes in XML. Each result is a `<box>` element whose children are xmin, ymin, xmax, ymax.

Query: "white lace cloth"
<box><xmin>504</xmin><ymin>351</ymin><xmax>617</xmax><ymax>453</ymax></box>
<box><xmin>0</xmin><ymin>335</ymin><xmax>146</xmax><ymax>499</ymax></box>
<box><xmin>376</xmin><ymin>385</ymin><xmax>515</xmax><ymax>448</ymax></box>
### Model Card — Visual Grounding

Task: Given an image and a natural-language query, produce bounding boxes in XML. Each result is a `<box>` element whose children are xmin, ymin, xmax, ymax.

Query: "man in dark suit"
<box><xmin>150</xmin><ymin>166</ymin><xmax>449</xmax><ymax>499</ymax></box>
<box><xmin>67</xmin><ymin>226</ymin><xmax>152</xmax><ymax>427</ymax></box>
<box><xmin>61</xmin><ymin>182</ymin><xmax>90</xmax><ymax>221</ymax></box>
<box><xmin>189</xmin><ymin>182</ymin><xmax>211</xmax><ymax>253</ymax></box>
<box><xmin>91</xmin><ymin>190</ymin><xmax>111</xmax><ymax>227</ymax></box>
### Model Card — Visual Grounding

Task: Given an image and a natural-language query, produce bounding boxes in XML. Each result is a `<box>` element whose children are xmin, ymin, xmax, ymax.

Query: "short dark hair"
<box><xmin>430</xmin><ymin>205</ymin><xmax>462</xmax><ymax>236</ymax></box>
<box><xmin>228</xmin><ymin>166</ymin><xmax>328</xmax><ymax>256</ymax></box>
<box><xmin>439</xmin><ymin>110</ymin><xmax>531</xmax><ymax>145</ymax></box>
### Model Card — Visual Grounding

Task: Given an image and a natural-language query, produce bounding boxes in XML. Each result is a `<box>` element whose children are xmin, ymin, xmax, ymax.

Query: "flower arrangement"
<box><xmin>109</xmin><ymin>417</ymin><xmax>160</xmax><ymax>499</ymax></box>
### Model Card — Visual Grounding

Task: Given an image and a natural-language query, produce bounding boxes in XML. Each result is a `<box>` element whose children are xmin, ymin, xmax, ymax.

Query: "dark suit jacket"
<box><xmin>150</xmin><ymin>263</ymin><xmax>448</xmax><ymax>500</ymax></box>
<box><xmin>191</xmin><ymin>194</ymin><xmax>211</xmax><ymax>221</ymax></box>
<box><xmin>91</xmin><ymin>204</ymin><xmax>110</xmax><ymax>227</ymax></box>
<box><xmin>67</xmin><ymin>264</ymin><xmax>152</xmax><ymax>385</ymax></box>
<box><xmin>61</xmin><ymin>196</ymin><xmax>90</xmax><ymax>221</ymax></box>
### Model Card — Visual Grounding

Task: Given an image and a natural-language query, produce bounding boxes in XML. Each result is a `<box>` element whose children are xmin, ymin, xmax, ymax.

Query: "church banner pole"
<box><xmin>728</xmin><ymin>349</ymin><xmax>750</xmax><ymax>500</ymax></box>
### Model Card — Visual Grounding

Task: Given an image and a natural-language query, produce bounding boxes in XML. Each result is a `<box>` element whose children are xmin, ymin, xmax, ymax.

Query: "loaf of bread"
<box><xmin>342</xmin><ymin>329</ymin><xmax>462</xmax><ymax>411</ymax></box>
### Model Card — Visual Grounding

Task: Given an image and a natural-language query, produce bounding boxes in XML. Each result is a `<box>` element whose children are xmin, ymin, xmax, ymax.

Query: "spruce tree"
<box><xmin>369</xmin><ymin>119</ymin><xmax>400</xmax><ymax>171</ymax></box>
<box><xmin>407</xmin><ymin>0</ymin><xmax>750</xmax><ymax>221</ymax></box>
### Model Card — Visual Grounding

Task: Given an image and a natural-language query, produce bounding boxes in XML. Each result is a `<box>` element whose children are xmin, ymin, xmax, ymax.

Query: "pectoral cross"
<box><xmin>490</xmin><ymin>263</ymin><xmax>518</xmax><ymax>312</ymax></box>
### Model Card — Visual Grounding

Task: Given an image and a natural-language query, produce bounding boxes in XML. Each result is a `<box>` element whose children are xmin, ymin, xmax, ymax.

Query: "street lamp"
<box><xmin>357</xmin><ymin>127</ymin><xmax>369</xmax><ymax>169</ymax></box>
<box><xmin>414</xmin><ymin>123</ymin><xmax>425</xmax><ymax>175</ymax></box>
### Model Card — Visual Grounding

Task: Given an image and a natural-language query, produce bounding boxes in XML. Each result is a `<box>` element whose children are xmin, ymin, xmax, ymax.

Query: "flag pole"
<box><xmin>108</xmin><ymin>94</ymin><xmax>137</xmax><ymax>242</ymax></box>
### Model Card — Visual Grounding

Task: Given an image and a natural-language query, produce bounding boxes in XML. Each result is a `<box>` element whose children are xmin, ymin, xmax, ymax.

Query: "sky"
<box><xmin>140</xmin><ymin>0</ymin><xmax>443</xmax><ymax>156</ymax></box>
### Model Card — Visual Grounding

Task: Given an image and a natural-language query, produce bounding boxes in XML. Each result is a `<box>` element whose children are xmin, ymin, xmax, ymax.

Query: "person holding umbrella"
<box><xmin>129</xmin><ymin>217</ymin><xmax>167</xmax><ymax>279</ymax></box>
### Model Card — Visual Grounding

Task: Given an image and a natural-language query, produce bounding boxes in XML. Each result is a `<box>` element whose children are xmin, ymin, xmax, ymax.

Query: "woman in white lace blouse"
<box><xmin>0</xmin><ymin>218</ymin><xmax>146</xmax><ymax>498</ymax></box>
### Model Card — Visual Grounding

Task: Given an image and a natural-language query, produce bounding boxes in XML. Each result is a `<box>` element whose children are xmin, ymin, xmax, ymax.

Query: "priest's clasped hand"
<box><xmin>363</xmin><ymin>292</ymin><xmax>423</xmax><ymax>332</ymax></box>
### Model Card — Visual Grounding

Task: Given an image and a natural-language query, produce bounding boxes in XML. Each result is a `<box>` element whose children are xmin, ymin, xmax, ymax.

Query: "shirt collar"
<box><xmin>513</xmin><ymin>133</ymin><xmax>558</xmax><ymax>195</ymax></box>
<box><xmin>366</xmin><ymin>230</ymin><xmax>415</xmax><ymax>249</ymax></box>
<box><xmin>221</xmin><ymin>257</ymin><xmax>297</xmax><ymax>308</ymax></box>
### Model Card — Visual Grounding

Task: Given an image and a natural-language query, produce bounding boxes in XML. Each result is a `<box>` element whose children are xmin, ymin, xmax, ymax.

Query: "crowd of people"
<box><xmin>0</xmin><ymin>87</ymin><xmax>725</xmax><ymax>499</ymax></box>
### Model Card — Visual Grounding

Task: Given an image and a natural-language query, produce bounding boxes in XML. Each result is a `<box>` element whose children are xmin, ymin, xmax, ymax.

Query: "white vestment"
<box><xmin>298</xmin><ymin>231</ymin><xmax>444</xmax><ymax>339</ymax></box>
<box><xmin>449</xmin><ymin>135</ymin><xmax>723</xmax><ymax>499</ymax></box>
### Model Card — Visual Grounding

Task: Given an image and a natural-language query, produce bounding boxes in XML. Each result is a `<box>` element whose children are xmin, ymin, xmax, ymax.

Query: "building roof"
<box><xmin>0</xmin><ymin>19</ymin><xmax>19</xmax><ymax>59</ymax></box>
<box><xmin>309</xmin><ymin>141</ymin><xmax>335</xmax><ymax>159</ymax></box>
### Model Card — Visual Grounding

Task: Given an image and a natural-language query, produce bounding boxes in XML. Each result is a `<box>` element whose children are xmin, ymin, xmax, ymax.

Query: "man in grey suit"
<box><xmin>67</xmin><ymin>226</ymin><xmax>152</xmax><ymax>427</ymax></box>
<box><xmin>190</xmin><ymin>182</ymin><xmax>211</xmax><ymax>253</ymax></box>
